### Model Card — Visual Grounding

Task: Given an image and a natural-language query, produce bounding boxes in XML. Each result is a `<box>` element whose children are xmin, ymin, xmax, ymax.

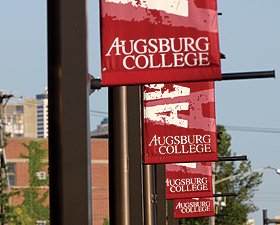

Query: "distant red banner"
<box><xmin>166</xmin><ymin>162</ymin><xmax>213</xmax><ymax>199</ymax></box>
<box><xmin>100</xmin><ymin>0</ymin><xmax>221</xmax><ymax>86</ymax></box>
<box><xmin>174</xmin><ymin>197</ymin><xmax>215</xmax><ymax>219</ymax></box>
<box><xmin>143</xmin><ymin>81</ymin><xmax>218</xmax><ymax>164</ymax></box>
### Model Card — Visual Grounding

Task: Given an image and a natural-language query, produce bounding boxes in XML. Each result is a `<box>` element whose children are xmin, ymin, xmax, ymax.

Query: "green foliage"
<box><xmin>103</xmin><ymin>218</ymin><xmax>110</xmax><ymax>225</ymax></box>
<box><xmin>0</xmin><ymin>162</ymin><xmax>20</xmax><ymax>224</ymax></box>
<box><xmin>179</xmin><ymin>125</ymin><xmax>262</xmax><ymax>225</ymax></box>
<box><xmin>16</xmin><ymin>141</ymin><xmax>50</xmax><ymax>224</ymax></box>
<box><xmin>0</xmin><ymin>132</ymin><xmax>11</xmax><ymax>149</ymax></box>
<box><xmin>0</xmin><ymin>132</ymin><xmax>20</xmax><ymax>224</ymax></box>
<box><xmin>179</xmin><ymin>216</ymin><xmax>208</xmax><ymax>225</ymax></box>
<box><xmin>8</xmin><ymin>206</ymin><xmax>34</xmax><ymax>225</ymax></box>
<box><xmin>215</xmin><ymin>125</ymin><xmax>263</xmax><ymax>225</ymax></box>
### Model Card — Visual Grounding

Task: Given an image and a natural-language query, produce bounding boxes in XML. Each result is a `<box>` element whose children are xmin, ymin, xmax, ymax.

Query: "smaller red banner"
<box><xmin>174</xmin><ymin>197</ymin><xmax>215</xmax><ymax>219</ymax></box>
<box><xmin>166</xmin><ymin>162</ymin><xmax>213</xmax><ymax>199</ymax></box>
<box><xmin>144</xmin><ymin>81</ymin><xmax>218</xmax><ymax>164</ymax></box>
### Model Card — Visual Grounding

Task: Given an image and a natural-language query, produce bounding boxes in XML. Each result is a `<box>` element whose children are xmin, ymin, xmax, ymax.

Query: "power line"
<box><xmin>89</xmin><ymin>110</ymin><xmax>108</xmax><ymax>115</ymax></box>
<box><xmin>224</xmin><ymin>125</ymin><xmax>280</xmax><ymax>134</ymax></box>
<box><xmin>90</xmin><ymin>114</ymin><xmax>107</xmax><ymax>118</ymax></box>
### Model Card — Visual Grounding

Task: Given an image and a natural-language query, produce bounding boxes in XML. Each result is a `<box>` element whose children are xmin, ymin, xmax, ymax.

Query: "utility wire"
<box><xmin>3</xmin><ymin>95</ymin><xmax>280</xmax><ymax>134</ymax></box>
<box><xmin>89</xmin><ymin>110</ymin><xmax>108</xmax><ymax>115</ymax></box>
<box><xmin>90</xmin><ymin>114</ymin><xmax>107</xmax><ymax>118</ymax></box>
<box><xmin>224</xmin><ymin>125</ymin><xmax>280</xmax><ymax>134</ymax></box>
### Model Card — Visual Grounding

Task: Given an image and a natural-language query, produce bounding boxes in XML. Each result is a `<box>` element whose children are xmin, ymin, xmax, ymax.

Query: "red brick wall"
<box><xmin>91</xmin><ymin>139</ymin><xmax>109</xmax><ymax>225</ymax></box>
<box><xmin>5</xmin><ymin>137</ymin><xmax>109</xmax><ymax>225</ymax></box>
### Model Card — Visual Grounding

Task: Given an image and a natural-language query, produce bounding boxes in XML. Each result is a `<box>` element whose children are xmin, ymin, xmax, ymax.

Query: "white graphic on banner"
<box><xmin>144</xmin><ymin>84</ymin><xmax>190</xmax><ymax>128</ymax></box>
<box><xmin>105</xmin><ymin>0</ymin><xmax>189</xmax><ymax>17</ymax></box>
<box><xmin>174</xmin><ymin>162</ymin><xmax>196</xmax><ymax>169</ymax></box>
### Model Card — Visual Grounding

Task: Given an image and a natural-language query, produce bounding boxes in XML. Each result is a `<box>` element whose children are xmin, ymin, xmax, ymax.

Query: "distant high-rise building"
<box><xmin>36</xmin><ymin>88</ymin><xmax>48</xmax><ymax>138</ymax></box>
<box><xmin>3</xmin><ymin>99</ymin><xmax>37</xmax><ymax>138</ymax></box>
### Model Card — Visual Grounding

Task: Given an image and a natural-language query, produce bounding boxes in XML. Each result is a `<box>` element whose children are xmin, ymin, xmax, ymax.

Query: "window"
<box><xmin>15</xmin><ymin>105</ymin><xmax>23</xmax><ymax>114</ymax></box>
<box><xmin>36</xmin><ymin>172</ymin><xmax>46</xmax><ymax>180</ymax></box>
<box><xmin>7</xmin><ymin>163</ymin><xmax>16</xmax><ymax>186</ymax></box>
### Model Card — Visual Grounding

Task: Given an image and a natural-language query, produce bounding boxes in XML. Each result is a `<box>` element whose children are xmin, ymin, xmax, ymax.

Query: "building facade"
<box><xmin>3</xmin><ymin>99</ymin><xmax>37</xmax><ymax>138</ymax></box>
<box><xmin>5</xmin><ymin>137</ymin><xmax>109</xmax><ymax>225</ymax></box>
<box><xmin>36</xmin><ymin>89</ymin><xmax>48</xmax><ymax>138</ymax></box>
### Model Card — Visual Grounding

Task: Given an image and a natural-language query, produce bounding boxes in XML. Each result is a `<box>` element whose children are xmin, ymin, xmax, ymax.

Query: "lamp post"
<box><xmin>209</xmin><ymin>166</ymin><xmax>280</xmax><ymax>225</ymax></box>
<box><xmin>215</xmin><ymin>166</ymin><xmax>280</xmax><ymax>185</ymax></box>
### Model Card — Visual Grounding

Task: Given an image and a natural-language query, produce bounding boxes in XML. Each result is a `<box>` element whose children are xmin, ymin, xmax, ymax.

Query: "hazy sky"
<box><xmin>1</xmin><ymin>0</ymin><xmax>280</xmax><ymax>224</ymax></box>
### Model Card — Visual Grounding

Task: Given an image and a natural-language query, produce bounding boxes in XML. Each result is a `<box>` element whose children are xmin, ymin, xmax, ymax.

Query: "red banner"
<box><xmin>100</xmin><ymin>0</ymin><xmax>222</xmax><ymax>86</ymax></box>
<box><xmin>143</xmin><ymin>81</ymin><xmax>218</xmax><ymax>164</ymax></box>
<box><xmin>166</xmin><ymin>162</ymin><xmax>213</xmax><ymax>199</ymax></box>
<box><xmin>174</xmin><ymin>197</ymin><xmax>215</xmax><ymax>219</ymax></box>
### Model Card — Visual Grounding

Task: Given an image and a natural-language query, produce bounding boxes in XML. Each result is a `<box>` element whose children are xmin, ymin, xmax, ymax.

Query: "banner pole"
<box><xmin>155</xmin><ymin>164</ymin><xmax>166</xmax><ymax>225</ymax></box>
<box><xmin>143</xmin><ymin>164</ymin><xmax>156</xmax><ymax>225</ymax></box>
<box><xmin>109</xmin><ymin>86</ymin><xmax>130</xmax><ymax>225</ymax></box>
<box><xmin>221</xmin><ymin>70</ymin><xmax>275</xmax><ymax>80</ymax></box>
<box><xmin>209</xmin><ymin>162</ymin><xmax>216</xmax><ymax>225</ymax></box>
<box><xmin>47</xmin><ymin>0</ymin><xmax>92</xmax><ymax>224</ymax></box>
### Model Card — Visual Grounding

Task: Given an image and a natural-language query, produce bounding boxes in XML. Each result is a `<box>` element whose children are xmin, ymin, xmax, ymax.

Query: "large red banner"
<box><xmin>166</xmin><ymin>162</ymin><xmax>213</xmax><ymax>199</ymax></box>
<box><xmin>100</xmin><ymin>0</ymin><xmax>222</xmax><ymax>86</ymax></box>
<box><xmin>174</xmin><ymin>197</ymin><xmax>215</xmax><ymax>218</ymax></box>
<box><xmin>143</xmin><ymin>81</ymin><xmax>218</xmax><ymax>164</ymax></box>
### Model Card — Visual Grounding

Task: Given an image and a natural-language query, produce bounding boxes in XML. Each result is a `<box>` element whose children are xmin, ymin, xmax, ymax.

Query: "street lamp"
<box><xmin>215</xmin><ymin>166</ymin><xmax>280</xmax><ymax>185</ymax></box>
<box><xmin>209</xmin><ymin>166</ymin><xmax>280</xmax><ymax>225</ymax></box>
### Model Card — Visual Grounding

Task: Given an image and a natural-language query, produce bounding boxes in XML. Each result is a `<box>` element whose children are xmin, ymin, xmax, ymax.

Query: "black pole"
<box><xmin>155</xmin><ymin>164</ymin><xmax>166</xmax><ymax>225</ymax></box>
<box><xmin>143</xmin><ymin>164</ymin><xmax>157</xmax><ymax>225</ymax></box>
<box><xmin>262</xmin><ymin>209</ymin><xmax>280</xmax><ymax>224</ymax></box>
<box><xmin>109</xmin><ymin>86</ymin><xmax>130</xmax><ymax>225</ymax></box>
<box><xmin>127</xmin><ymin>86</ymin><xmax>143</xmax><ymax>225</ymax></box>
<box><xmin>221</xmin><ymin>70</ymin><xmax>275</xmax><ymax>80</ymax></box>
<box><xmin>167</xmin><ymin>200</ymin><xmax>179</xmax><ymax>225</ymax></box>
<box><xmin>263</xmin><ymin>209</ymin><xmax>268</xmax><ymax>225</ymax></box>
<box><xmin>213</xmin><ymin>193</ymin><xmax>237</xmax><ymax>197</ymax></box>
<box><xmin>47</xmin><ymin>0</ymin><xmax>92</xmax><ymax>224</ymax></box>
<box><xmin>218</xmin><ymin>156</ymin><xmax>247</xmax><ymax>161</ymax></box>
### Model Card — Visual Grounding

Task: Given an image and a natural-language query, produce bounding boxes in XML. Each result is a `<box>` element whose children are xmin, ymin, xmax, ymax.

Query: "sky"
<box><xmin>1</xmin><ymin>0</ymin><xmax>280</xmax><ymax>224</ymax></box>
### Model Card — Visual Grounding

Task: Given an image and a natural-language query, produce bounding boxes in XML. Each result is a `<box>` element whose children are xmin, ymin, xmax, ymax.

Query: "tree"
<box><xmin>179</xmin><ymin>125</ymin><xmax>263</xmax><ymax>225</ymax></box>
<box><xmin>215</xmin><ymin>125</ymin><xmax>263</xmax><ymax>224</ymax></box>
<box><xmin>14</xmin><ymin>141</ymin><xmax>50</xmax><ymax>225</ymax></box>
<box><xmin>0</xmin><ymin>160</ymin><xmax>19</xmax><ymax>224</ymax></box>
<box><xmin>103</xmin><ymin>218</ymin><xmax>110</xmax><ymax>225</ymax></box>
<box><xmin>0</xmin><ymin>133</ymin><xmax>19</xmax><ymax>224</ymax></box>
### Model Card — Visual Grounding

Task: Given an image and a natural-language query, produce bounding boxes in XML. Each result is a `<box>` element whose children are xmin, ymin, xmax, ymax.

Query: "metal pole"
<box><xmin>221</xmin><ymin>70</ymin><xmax>275</xmax><ymax>80</ymax></box>
<box><xmin>47</xmin><ymin>0</ymin><xmax>92</xmax><ymax>224</ymax></box>
<box><xmin>168</xmin><ymin>200</ymin><xmax>179</xmax><ymax>225</ymax></box>
<box><xmin>213</xmin><ymin>193</ymin><xmax>237</xmax><ymax>197</ymax></box>
<box><xmin>218</xmin><ymin>156</ymin><xmax>247</xmax><ymax>161</ymax></box>
<box><xmin>0</xmin><ymin>92</ymin><xmax>4</xmax><ymax>225</ymax></box>
<box><xmin>155</xmin><ymin>164</ymin><xmax>166</xmax><ymax>225</ymax></box>
<box><xmin>109</xmin><ymin>86</ymin><xmax>130</xmax><ymax>225</ymax></box>
<box><xmin>127</xmin><ymin>85</ymin><xmax>143</xmax><ymax>225</ymax></box>
<box><xmin>143</xmin><ymin>164</ymin><xmax>156</xmax><ymax>225</ymax></box>
<box><xmin>209</xmin><ymin>162</ymin><xmax>216</xmax><ymax>225</ymax></box>
<box><xmin>263</xmin><ymin>209</ymin><xmax>268</xmax><ymax>225</ymax></box>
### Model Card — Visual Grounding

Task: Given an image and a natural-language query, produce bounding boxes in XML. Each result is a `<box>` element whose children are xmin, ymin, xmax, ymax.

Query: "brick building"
<box><xmin>5</xmin><ymin>137</ymin><xmax>109</xmax><ymax>225</ymax></box>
